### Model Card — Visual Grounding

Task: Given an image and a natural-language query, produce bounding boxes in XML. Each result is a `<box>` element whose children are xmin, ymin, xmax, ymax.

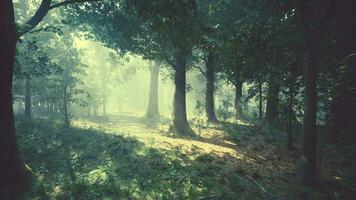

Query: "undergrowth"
<box><xmin>7</xmin><ymin>117</ymin><xmax>356</xmax><ymax>200</ymax></box>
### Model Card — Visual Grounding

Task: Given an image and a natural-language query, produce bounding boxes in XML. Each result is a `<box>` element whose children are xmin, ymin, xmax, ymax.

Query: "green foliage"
<box><xmin>216</xmin><ymin>92</ymin><xmax>234</xmax><ymax>121</ymax></box>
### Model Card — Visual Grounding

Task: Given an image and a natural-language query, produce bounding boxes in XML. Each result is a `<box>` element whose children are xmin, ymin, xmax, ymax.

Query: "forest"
<box><xmin>0</xmin><ymin>0</ymin><xmax>355</xmax><ymax>199</ymax></box>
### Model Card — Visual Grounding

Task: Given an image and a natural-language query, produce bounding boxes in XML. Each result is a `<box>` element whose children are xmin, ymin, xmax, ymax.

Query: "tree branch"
<box><xmin>17</xmin><ymin>0</ymin><xmax>100</xmax><ymax>37</ymax></box>
<box><xmin>17</xmin><ymin>0</ymin><xmax>51</xmax><ymax>37</ymax></box>
<box><xmin>192</xmin><ymin>64</ymin><xmax>206</xmax><ymax>77</ymax></box>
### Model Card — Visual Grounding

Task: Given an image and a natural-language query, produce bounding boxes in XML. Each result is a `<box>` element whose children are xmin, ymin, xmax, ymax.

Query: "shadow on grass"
<box><xmin>13</xmin><ymin>119</ymin><xmax>263</xmax><ymax>200</ymax></box>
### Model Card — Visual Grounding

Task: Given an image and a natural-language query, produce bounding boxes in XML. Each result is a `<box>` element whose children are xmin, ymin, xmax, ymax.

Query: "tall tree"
<box><xmin>295</xmin><ymin>0</ymin><xmax>354</xmax><ymax>184</ymax></box>
<box><xmin>69</xmin><ymin>0</ymin><xmax>201</xmax><ymax>135</ymax></box>
<box><xmin>24</xmin><ymin>78</ymin><xmax>32</xmax><ymax>120</ymax></box>
<box><xmin>0</xmin><ymin>0</ymin><xmax>27</xmax><ymax>191</ymax></box>
<box><xmin>265</xmin><ymin>74</ymin><xmax>279</xmax><ymax>123</ymax></box>
<box><xmin>0</xmin><ymin>0</ymin><xmax>99</xmax><ymax>191</ymax></box>
<box><xmin>234</xmin><ymin>81</ymin><xmax>244</xmax><ymax>120</ymax></box>
<box><xmin>204</xmin><ymin>51</ymin><xmax>218</xmax><ymax>122</ymax></box>
<box><xmin>145</xmin><ymin>60</ymin><xmax>160</xmax><ymax>120</ymax></box>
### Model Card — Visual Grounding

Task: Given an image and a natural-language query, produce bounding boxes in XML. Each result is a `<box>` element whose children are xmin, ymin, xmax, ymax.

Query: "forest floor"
<box><xmin>9</xmin><ymin>113</ymin><xmax>356</xmax><ymax>200</ymax></box>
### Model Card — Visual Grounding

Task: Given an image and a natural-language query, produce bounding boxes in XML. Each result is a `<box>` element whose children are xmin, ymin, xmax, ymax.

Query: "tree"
<box><xmin>15</xmin><ymin>37</ymin><xmax>55</xmax><ymax>120</ymax></box>
<box><xmin>296</xmin><ymin>0</ymin><xmax>356</xmax><ymax>184</ymax></box>
<box><xmin>55</xmin><ymin>32</ymin><xmax>86</xmax><ymax>127</ymax></box>
<box><xmin>265</xmin><ymin>73</ymin><xmax>280</xmax><ymax>123</ymax></box>
<box><xmin>297</xmin><ymin>1</ymin><xmax>320</xmax><ymax>184</ymax></box>
<box><xmin>204</xmin><ymin>51</ymin><xmax>218</xmax><ymax>122</ymax></box>
<box><xmin>0</xmin><ymin>0</ymin><xmax>27</xmax><ymax>191</ymax></box>
<box><xmin>145</xmin><ymin>60</ymin><xmax>160</xmax><ymax>121</ymax></box>
<box><xmin>124</xmin><ymin>0</ymin><xmax>203</xmax><ymax>136</ymax></box>
<box><xmin>69</xmin><ymin>0</ymin><xmax>202</xmax><ymax>136</ymax></box>
<box><xmin>0</xmin><ymin>0</ymin><xmax>96</xmax><ymax>190</ymax></box>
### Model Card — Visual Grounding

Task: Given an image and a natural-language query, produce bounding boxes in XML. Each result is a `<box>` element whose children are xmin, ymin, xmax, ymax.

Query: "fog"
<box><xmin>70</xmin><ymin>39</ymin><xmax>243</xmax><ymax>121</ymax></box>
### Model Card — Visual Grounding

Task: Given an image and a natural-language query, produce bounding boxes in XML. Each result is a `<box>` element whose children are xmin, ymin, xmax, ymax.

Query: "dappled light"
<box><xmin>73</xmin><ymin>114</ymin><xmax>248</xmax><ymax>161</ymax></box>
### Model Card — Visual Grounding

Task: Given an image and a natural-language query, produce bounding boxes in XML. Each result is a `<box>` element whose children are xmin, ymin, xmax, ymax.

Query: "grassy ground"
<box><xmin>10</xmin><ymin>113</ymin><xmax>356</xmax><ymax>199</ymax></box>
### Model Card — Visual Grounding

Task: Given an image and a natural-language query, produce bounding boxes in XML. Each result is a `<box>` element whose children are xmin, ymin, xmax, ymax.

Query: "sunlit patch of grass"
<box><xmin>72</xmin><ymin>118</ymin><xmax>250</xmax><ymax>162</ymax></box>
<box><xmin>234</xmin><ymin>118</ymin><xmax>252</xmax><ymax>126</ymax></box>
<box><xmin>85</xmin><ymin>166</ymin><xmax>109</xmax><ymax>185</ymax></box>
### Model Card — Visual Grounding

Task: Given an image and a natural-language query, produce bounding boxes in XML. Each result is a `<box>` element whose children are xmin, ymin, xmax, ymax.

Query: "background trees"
<box><xmin>67</xmin><ymin>0</ymin><xmax>203</xmax><ymax>135</ymax></box>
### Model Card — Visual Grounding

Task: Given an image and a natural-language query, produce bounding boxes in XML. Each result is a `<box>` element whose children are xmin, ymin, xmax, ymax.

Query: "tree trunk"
<box><xmin>25</xmin><ymin>79</ymin><xmax>31</xmax><ymax>120</ymax></box>
<box><xmin>145</xmin><ymin>60</ymin><xmax>160</xmax><ymax>120</ymax></box>
<box><xmin>171</xmin><ymin>49</ymin><xmax>194</xmax><ymax>136</ymax></box>
<box><xmin>301</xmin><ymin>41</ymin><xmax>318</xmax><ymax>185</ymax></box>
<box><xmin>51</xmin><ymin>101</ymin><xmax>56</xmax><ymax>115</ymax></box>
<box><xmin>234</xmin><ymin>81</ymin><xmax>243</xmax><ymax>120</ymax></box>
<box><xmin>63</xmin><ymin>85</ymin><xmax>70</xmax><ymax>127</ymax></box>
<box><xmin>265</xmin><ymin>75</ymin><xmax>279</xmax><ymax>123</ymax></box>
<box><xmin>297</xmin><ymin>0</ymin><xmax>319</xmax><ymax>185</ymax></box>
<box><xmin>205</xmin><ymin>52</ymin><xmax>218</xmax><ymax>122</ymax></box>
<box><xmin>258</xmin><ymin>82</ymin><xmax>263</xmax><ymax>120</ymax></box>
<box><xmin>329</xmin><ymin>56</ymin><xmax>356</xmax><ymax>142</ymax></box>
<box><xmin>102</xmin><ymin>94</ymin><xmax>106</xmax><ymax>115</ymax></box>
<box><xmin>0</xmin><ymin>0</ymin><xmax>27</xmax><ymax>191</ymax></box>
<box><xmin>287</xmin><ymin>83</ymin><xmax>294</xmax><ymax>150</ymax></box>
<box><xmin>93</xmin><ymin>104</ymin><xmax>97</xmax><ymax>116</ymax></box>
<box><xmin>102</xmin><ymin>78</ymin><xmax>107</xmax><ymax>115</ymax></box>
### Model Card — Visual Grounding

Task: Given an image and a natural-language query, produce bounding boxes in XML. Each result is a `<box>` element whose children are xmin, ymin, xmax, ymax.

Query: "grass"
<box><xmin>8</xmin><ymin>113</ymin><xmax>356</xmax><ymax>199</ymax></box>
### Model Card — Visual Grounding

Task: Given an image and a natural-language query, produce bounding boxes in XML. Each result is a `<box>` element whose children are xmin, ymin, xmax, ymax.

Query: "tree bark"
<box><xmin>171</xmin><ymin>49</ymin><xmax>194</xmax><ymax>136</ymax></box>
<box><xmin>145</xmin><ymin>60</ymin><xmax>160</xmax><ymax>120</ymax></box>
<box><xmin>287</xmin><ymin>83</ymin><xmax>295</xmax><ymax>150</ymax></box>
<box><xmin>205</xmin><ymin>52</ymin><xmax>218</xmax><ymax>122</ymax></box>
<box><xmin>63</xmin><ymin>84</ymin><xmax>70</xmax><ymax>127</ymax></box>
<box><xmin>25</xmin><ymin>79</ymin><xmax>32</xmax><ymax>120</ymax></box>
<box><xmin>258</xmin><ymin>82</ymin><xmax>263</xmax><ymax>120</ymax></box>
<box><xmin>301</xmin><ymin>40</ymin><xmax>318</xmax><ymax>185</ymax></box>
<box><xmin>234</xmin><ymin>81</ymin><xmax>243</xmax><ymax>120</ymax></box>
<box><xmin>265</xmin><ymin>75</ymin><xmax>279</xmax><ymax>123</ymax></box>
<box><xmin>297</xmin><ymin>0</ymin><xmax>319</xmax><ymax>184</ymax></box>
<box><xmin>0</xmin><ymin>0</ymin><xmax>27</xmax><ymax>191</ymax></box>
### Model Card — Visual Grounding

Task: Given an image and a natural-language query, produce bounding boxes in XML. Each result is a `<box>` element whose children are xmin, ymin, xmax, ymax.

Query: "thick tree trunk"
<box><xmin>297</xmin><ymin>0</ymin><xmax>319</xmax><ymax>185</ymax></box>
<box><xmin>234</xmin><ymin>81</ymin><xmax>243</xmax><ymax>120</ymax></box>
<box><xmin>258</xmin><ymin>82</ymin><xmax>263</xmax><ymax>120</ymax></box>
<box><xmin>0</xmin><ymin>0</ymin><xmax>27</xmax><ymax>191</ymax></box>
<box><xmin>25</xmin><ymin>79</ymin><xmax>31</xmax><ymax>120</ymax></box>
<box><xmin>171</xmin><ymin>49</ymin><xmax>194</xmax><ymax>136</ymax></box>
<box><xmin>145</xmin><ymin>60</ymin><xmax>160</xmax><ymax>120</ymax></box>
<box><xmin>265</xmin><ymin>75</ymin><xmax>279</xmax><ymax>123</ymax></box>
<box><xmin>301</xmin><ymin>41</ymin><xmax>318</xmax><ymax>185</ymax></box>
<box><xmin>205</xmin><ymin>52</ymin><xmax>218</xmax><ymax>122</ymax></box>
